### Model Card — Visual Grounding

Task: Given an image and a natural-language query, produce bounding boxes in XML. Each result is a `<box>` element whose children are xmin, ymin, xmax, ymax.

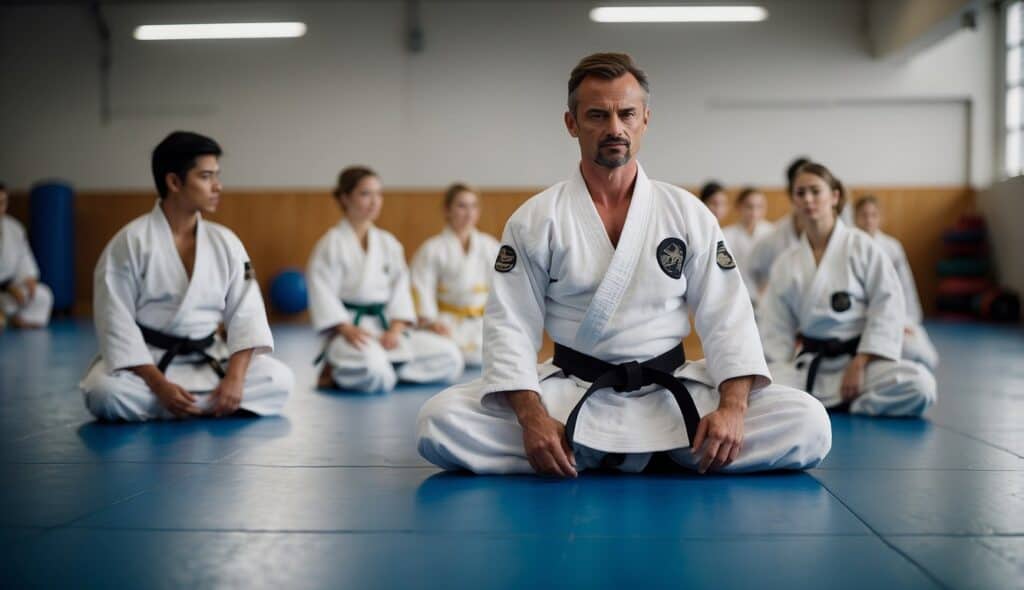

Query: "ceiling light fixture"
<box><xmin>133</xmin><ymin>22</ymin><xmax>307</xmax><ymax>41</ymax></box>
<box><xmin>590</xmin><ymin>6</ymin><xmax>768</xmax><ymax>23</ymax></box>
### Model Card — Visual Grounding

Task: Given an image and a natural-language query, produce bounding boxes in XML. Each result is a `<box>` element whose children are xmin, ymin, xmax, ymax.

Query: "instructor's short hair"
<box><xmin>568</xmin><ymin>52</ymin><xmax>649</xmax><ymax>116</ymax></box>
<box><xmin>151</xmin><ymin>131</ymin><xmax>222</xmax><ymax>199</ymax></box>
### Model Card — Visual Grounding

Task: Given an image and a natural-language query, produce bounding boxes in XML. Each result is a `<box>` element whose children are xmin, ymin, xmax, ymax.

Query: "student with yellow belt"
<box><xmin>411</xmin><ymin>183</ymin><xmax>500</xmax><ymax>367</ymax></box>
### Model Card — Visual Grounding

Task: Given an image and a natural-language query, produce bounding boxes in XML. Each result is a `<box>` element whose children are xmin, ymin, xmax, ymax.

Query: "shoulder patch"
<box><xmin>716</xmin><ymin>241</ymin><xmax>736</xmax><ymax>270</ymax></box>
<box><xmin>831</xmin><ymin>291</ymin><xmax>852</xmax><ymax>312</ymax></box>
<box><xmin>494</xmin><ymin>245</ymin><xmax>517</xmax><ymax>273</ymax></box>
<box><xmin>244</xmin><ymin>261</ymin><xmax>255</xmax><ymax>281</ymax></box>
<box><xmin>656</xmin><ymin>238</ymin><xmax>686</xmax><ymax>279</ymax></box>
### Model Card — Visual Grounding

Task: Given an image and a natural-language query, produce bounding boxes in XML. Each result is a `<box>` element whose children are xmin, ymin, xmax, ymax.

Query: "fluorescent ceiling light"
<box><xmin>590</xmin><ymin>6</ymin><xmax>768</xmax><ymax>23</ymax></box>
<box><xmin>134</xmin><ymin>22</ymin><xmax>307</xmax><ymax>40</ymax></box>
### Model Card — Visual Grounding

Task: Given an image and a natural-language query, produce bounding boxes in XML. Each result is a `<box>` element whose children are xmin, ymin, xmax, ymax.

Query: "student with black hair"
<box><xmin>79</xmin><ymin>131</ymin><xmax>293</xmax><ymax>421</ymax></box>
<box><xmin>698</xmin><ymin>180</ymin><xmax>729</xmax><ymax>223</ymax></box>
<box><xmin>0</xmin><ymin>182</ymin><xmax>53</xmax><ymax>329</ymax></box>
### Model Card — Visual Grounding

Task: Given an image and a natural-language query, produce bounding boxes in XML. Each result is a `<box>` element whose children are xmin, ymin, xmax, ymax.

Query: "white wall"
<box><xmin>978</xmin><ymin>176</ymin><xmax>1024</xmax><ymax>297</ymax></box>
<box><xmin>0</xmin><ymin>0</ymin><xmax>996</xmax><ymax>191</ymax></box>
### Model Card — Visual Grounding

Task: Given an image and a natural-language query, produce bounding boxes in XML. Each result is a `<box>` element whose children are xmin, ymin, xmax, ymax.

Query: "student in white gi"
<box><xmin>0</xmin><ymin>183</ymin><xmax>53</xmax><ymax>330</ymax></box>
<box><xmin>722</xmin><ymin>186</ymin><xmax>773</xmax><ymax>305</ymax></box>
<box><xmin>309</xmin><ymin>166</ymin><xmax>464</xmax><ymax>393</ymax></box>
<box><xmin>854</xmin><ymin>195</ymin><xmax>939</xmax><ymax>371</ymax></box>
<box><xmin>748</xmin><ymin>158</ymin><xmax>809</xmax><ymax>301</ymax></box>
<box><xmin>417</xmin><ymin>53</ymin><xmax>831</xmax><ymax>477</ymax></box>
<box><xmin>80</xmin><ymin>131</ymin><xmax>293</xmax><ymax>422</ymax></box>
<box><xmin>758</xmin><ymin>162</ymin><xmax>936</xmax><ymax>417</ymax></box>
<box><xmin>411</xmin><ymin>183</ymin><xmax>500</xmax><ymax>367</ymax></box>
<box><xmin>698</xmin><ymin>181</ymin><xmax>729</xmax><ymax>223</ymax></box>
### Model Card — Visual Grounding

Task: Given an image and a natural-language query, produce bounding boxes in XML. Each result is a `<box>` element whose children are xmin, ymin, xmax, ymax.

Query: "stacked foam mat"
<box><xmin>936</xmin><ymin>214</ymin><xmax>1020</xmax><ymax>322</ymax></box>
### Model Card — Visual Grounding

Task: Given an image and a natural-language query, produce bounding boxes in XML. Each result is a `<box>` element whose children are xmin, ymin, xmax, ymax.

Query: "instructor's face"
<box><xmin>565</xmin><ymin>74</ymin><xmax>649</xmax><ymax>169</ymax></box>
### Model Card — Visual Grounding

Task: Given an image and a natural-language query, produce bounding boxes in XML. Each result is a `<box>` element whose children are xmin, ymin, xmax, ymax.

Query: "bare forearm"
<box><xmin>718</xmin><ymin>376</ymin><xmax>753</xmax><ymax>412</ymax></box>
<box><xmin>225</xmin><ymin>348</ymin><xmax>255</xmax><ymax>381</ymax></box>
<box><xmin>505</xmin><ymin>389</ymin><xmax>547</xmax><ymax>423</ymax></box>
<box><xmin>130</xmin><ymin>364</ymin><xmax>165</xmax><ymax>389</ymax></box>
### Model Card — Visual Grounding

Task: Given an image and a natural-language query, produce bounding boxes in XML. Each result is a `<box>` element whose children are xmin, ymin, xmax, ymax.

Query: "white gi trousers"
<box><xmin>769</xmin><ymin>356</ymin><xmax>936</xmax><ymax>417</ymax></box>
<box><xmin>0</xmin><ymin>283</ymin><xmax>53</xmax><ymax>326</ymax></box>
<box><xmin>80</xmin><ymin>354</ymin><xmax>293</xmax><ymax>422</ymax></box>
<box><xmin>325</xmin><ymin>317</ymin><xmax>464</xmax><ymax>393</ymax></box>
<box><xmin>416</xmin><ymin>374</ymin><xmax>832</xmax><ymax>474</ymax></box>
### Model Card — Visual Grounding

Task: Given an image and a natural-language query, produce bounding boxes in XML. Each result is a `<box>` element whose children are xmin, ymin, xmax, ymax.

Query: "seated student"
<box><xmin>854</xmin><ymin>195</ymin><xmax>939</xmax><ymax>371</ymax></box>
<box><xmin>80</xmin><ymin>131</ymin><xmax>293</xmax><ymax>422</ymax></box>
<box><xmin>758</xmin><ymin>162</ymin><xmax>936</xmax><ymax>417</ymax></box>
<box><xmin>698</xmin><ymin>180</ymin><xmax>729</xmax><ymax>223</ymax></box>
<box><xmin>748</xmin><ymin>158</ymin><xmax>808</xmax><ymax>300</ymax></box>
<box><xmin>410</xmin><ymin>183</ymin><xmax>500</xmax><ymax>367</ymax></box>
<box><xmin>722</xmin><ymin>186</ymin><xmax>773</xmax><ymax>305</ymax></box>
<box><xmin>0</xmin><ymin>182</ymin><xmax>53</xmax><ymax>330</ymax></box>
<box><xmin>308</xmin><ymin>166</ymin><xmax>464</xmax><ymax>392</ymax></box>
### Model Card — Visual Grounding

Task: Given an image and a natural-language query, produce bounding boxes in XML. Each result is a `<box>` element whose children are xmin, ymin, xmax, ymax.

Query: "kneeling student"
<box><xmin>0</xmin><ymin>182</ymin><xmax>54</xmax><ymax>330</ymax></box>
<box><xmin>309</xmin><ymin>166</ymin><xmax>464</xmax><ymax>392</ymax></box>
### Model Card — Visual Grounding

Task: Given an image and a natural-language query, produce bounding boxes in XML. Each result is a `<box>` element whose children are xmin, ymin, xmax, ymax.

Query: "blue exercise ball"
<box><xmin>269</xmin><ymin>269</ymin><xmax>308</xmax><ymax>314</ymax></box>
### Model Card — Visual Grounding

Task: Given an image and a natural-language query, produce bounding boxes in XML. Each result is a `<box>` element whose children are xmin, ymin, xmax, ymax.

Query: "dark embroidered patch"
<box><xmin>656</xmin><ymin>238</ymin><xmax>686</xmax><ymax>279</ymax></box>
<box><xmin>831</xmin><ymin>291</ymin><xmax>852</xmax><ymax>312</ymax></box>
<box><xmin>716</xmin><ymin>241</ymin><xmax>736</xmax><ymax>270</ymax></box>
<box><xmin>494</xmin><ymin>245</ymin><xmax>517</xmax><ymax>273</ymax></box>
<box><xmin>244</xmin><ymin>261</ymin><xmax>255</xmax><ymax>281</ymax></box>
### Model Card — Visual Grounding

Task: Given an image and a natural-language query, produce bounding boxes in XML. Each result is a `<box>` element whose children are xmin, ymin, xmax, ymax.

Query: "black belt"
<box><xmin>798</xmin><ymin>334</ymin><xmax>861</xmax><ymax>395</ymax></box>
<box><xmin>137</xmin><ymin>323</ymin><xmax>226</xmax><ymax>378</ymax></box>
<box><xmin>554</xmin><ymin>343</ymin><xmax>701</xmax><ymax>450</ymax></box>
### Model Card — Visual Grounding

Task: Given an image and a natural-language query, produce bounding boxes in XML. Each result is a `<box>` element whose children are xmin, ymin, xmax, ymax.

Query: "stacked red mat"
<box><xmin>936</xmin><ymin>215</ymin><xmax>1020</xmax><ymax>322</ymax></box>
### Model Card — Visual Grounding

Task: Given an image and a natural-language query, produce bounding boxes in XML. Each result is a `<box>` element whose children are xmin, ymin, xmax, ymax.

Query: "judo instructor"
<box><xmin>416</xmin><ymin>53</ymin><xmax>831</xmax><ymax>477</ymax></box>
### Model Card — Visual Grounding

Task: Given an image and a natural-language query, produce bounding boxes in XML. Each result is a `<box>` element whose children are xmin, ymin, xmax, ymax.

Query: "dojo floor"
<box><xmin>0</xmin><ymin>321</ymin><xmax>1021</xmax><ymax>589</ymax></box>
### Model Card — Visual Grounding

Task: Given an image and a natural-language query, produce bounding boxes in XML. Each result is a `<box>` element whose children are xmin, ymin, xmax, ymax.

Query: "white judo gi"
<box><xmin>0</xmin><ymin>215</ymin><xmax>53</xmax><ymax>326</ymax></box>
<box><xmin>80</xmin><ymin>203</ymin><xmax>293</xmax><ymax>422</ymax></box>
<box><xmin>308</xmin><ymin>219</ymin><xmax>464</xmax><ymax>392</ymax></box>
<box><xmin>748</xmin><ymin>213</ymin><xmax>802</xmax><ymax>302</ymax></box>
<box><xmin>417</xmin><ymin>165</ymin><xmax>831</xmax><ymax>474</ymax></box>
<box><xmin>722</xmin><ymin>220</ymin><xmax>774</xmax><ymax>305</ymax></box>
<box><xmin>758</xmin><ymin>220</ymin><xmax>936</xmax><ymax>417</ymax></box>
<box><xmin>872</xmin><ymin>231</ymin><xmax>939</xmax><ymax>371</ymax></box>
<box><xmin>411</xmin><ymin>227</ymin><xmax>500</xmax><ymax>366</ymax></box>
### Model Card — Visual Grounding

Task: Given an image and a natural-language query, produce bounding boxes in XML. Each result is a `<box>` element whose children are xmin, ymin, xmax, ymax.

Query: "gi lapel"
<box><xmin>573</xmin><ymin>164</ymin><xmax>653</xmax><ymax>352</ymax></box>
<box><xmin>166</xmin><ymin>210</ymin><xmax>210</xmax><ymax>332</ymax></box>
<box><xmin>797</xmin><ymin>219</ymin><xmax>849</xmax><ymax>329</ymax></box>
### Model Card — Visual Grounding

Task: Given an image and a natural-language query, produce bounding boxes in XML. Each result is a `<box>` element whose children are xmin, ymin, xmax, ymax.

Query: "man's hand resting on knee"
<box><xmin>691</xmin><ymin>376</ymin><xmax>752</xmax><ymax>474</ymax></box>
<box><xmin>506</xmin><ymin>390</ymin><xmax>577</xmax><ymax>478</ymax></box>
<box><xmin>131</xmin><ymin>365</ymin><xmax>201</xmax><ymax>418</ymax></box>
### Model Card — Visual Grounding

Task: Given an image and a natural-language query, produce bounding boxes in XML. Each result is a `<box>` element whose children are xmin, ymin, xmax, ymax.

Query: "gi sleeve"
<box><xmin>410</xmin><ymin>242</ymin><xmax>440</xmax><ymax>322</ymax></box>
<box><xmin>857</xmin><ymin>240</ymin><xmax>905</xmax><ymax>361</ymax></box>
<box><xmin>384</xmin><ymin>240</ymin><xmax>417</xmax><ymax>325</ymax></box>
<box><xmin>306</xmin><ymin>232</ymin><xmax>352</xmax><ymax>333</ymax></box>
<box><xmin>893</xmin><ymin>241</ymin><xmax>923</xmax><ymax>324</ymax></box>
<box><xmin>222</xmin><ymin>236</ymin><xmax>273</xmax><ymax>356</ymax></box>
<box><xmin>684</xmin><ymin>224</ymin><xmax>772</xmax><ymax>390</ymax></box>
<box><xmin>480</xmin><ymin>216</ymin><xmax>548</xmax><ymax>401</ymax></box>
<box><xmin>14</xmin><ymin>223</ymin><xmax>41</xmax><ymax>281</ymax></box>
<box><xmin>93</xmin><ymin>234</ymin><xmax>152</xmax><ymax>372</ymax></box>
<box><xmin>757</xmin><ymin>259</ymin><xmax>799</xmax><ymax>364</ymax></box>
